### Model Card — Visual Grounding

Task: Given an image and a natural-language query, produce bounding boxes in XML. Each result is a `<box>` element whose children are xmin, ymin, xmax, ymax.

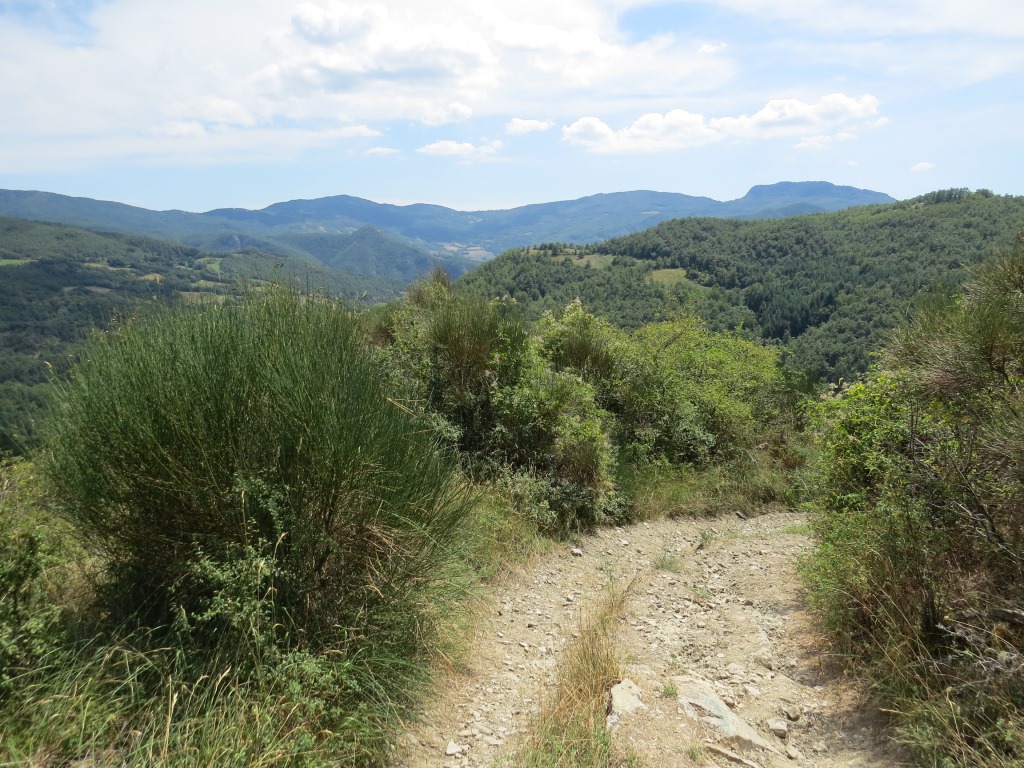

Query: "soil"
<box><xmin>392</xmin><ymin>511</ymin><xmax>906</xmax><ymax>768</ymax></box>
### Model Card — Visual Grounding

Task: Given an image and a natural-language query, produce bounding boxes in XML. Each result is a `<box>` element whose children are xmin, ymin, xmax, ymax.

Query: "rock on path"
<box><xmin>393</xmin><ymin>512</ymin><xmax>901</xmax><ymax>768</ymax></box>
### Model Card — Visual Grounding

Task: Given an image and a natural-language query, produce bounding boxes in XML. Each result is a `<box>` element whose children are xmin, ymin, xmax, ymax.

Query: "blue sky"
<box><xmin>0</xmin><ymin>0</ymin><xmax>1021</xmax><ymax>212</ymax></box>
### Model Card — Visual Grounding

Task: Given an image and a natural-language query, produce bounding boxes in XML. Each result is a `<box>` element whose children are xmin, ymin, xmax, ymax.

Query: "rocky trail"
<box><xmin>394</xmin><ymin>511</ymin><xmax>901</xmax><ymax>768</ymax></box>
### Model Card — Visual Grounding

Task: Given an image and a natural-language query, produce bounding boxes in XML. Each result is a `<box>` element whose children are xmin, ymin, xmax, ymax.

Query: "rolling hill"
<box><xmin>0</xmin><ymin>216</ymin><xmax>390</xmax><ymax>452</ymax></box>
<box><xmin>0</xmin><ymin>182</ymin><xmax>894</xmax><ymax>269</ymax></box>
<box><xmin>458</xmin><ymin>189</ymin><xmax>1024</xmax><ymax>382</ymax></box>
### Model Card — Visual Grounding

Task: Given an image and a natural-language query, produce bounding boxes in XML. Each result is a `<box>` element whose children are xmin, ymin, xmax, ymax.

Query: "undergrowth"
<box><xmin>1</xmin><ymin>276</ymin><xmax>801</xmax><ymax>766</ymax></box>
<box><xmin>804</xmin><ymin>240</ymin><xmax>1024</xmax><ymax>767</ymax></box>
<box><xmin>2</xmin><ymin>289</ymin><xmax>479</xmax><ymax>766</ymax></box>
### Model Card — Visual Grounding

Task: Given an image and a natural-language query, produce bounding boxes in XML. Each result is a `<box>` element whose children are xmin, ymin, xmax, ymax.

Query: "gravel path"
<box><xmin>394</xmin><ymin>511</ymin><xmax>903</xmax><ymax>768</ymax></box>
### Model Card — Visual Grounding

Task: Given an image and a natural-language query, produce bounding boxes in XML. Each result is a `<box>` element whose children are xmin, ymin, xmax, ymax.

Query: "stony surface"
<box><xmin>393</xmin><ymin>511</ymin><xmax>903</xmax><ymax>768</ymax></box>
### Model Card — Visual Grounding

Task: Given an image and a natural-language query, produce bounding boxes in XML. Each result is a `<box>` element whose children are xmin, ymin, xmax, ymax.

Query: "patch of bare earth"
<box><xmin>393</xmin><ymin>511</ymin><xmax>904</xmax><ymax>768</ymax></box>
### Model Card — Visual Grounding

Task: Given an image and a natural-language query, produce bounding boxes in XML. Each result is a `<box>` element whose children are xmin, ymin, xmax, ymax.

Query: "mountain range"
<box><xmin>0</xmin><ymin>182</ymin><xmax>895</xmax><ymax>277</ymax></box>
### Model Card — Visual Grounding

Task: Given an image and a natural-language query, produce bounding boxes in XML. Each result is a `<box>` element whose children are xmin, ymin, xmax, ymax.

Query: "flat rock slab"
<box><xmin>607</xmin><ymin>678</ymin><xmax>647</xmax><ymax>730</ymax></box>
<box><xmin>674</xmin><ymin>676</ymin><xmax>778</xmax><ymax>754</ymax></box>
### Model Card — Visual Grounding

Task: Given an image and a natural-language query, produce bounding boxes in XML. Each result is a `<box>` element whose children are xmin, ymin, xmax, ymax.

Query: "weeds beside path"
<box><xmin>394</xmin><ymin>511</ymin><xmax>902</xmax><ymax>768</ymax></box>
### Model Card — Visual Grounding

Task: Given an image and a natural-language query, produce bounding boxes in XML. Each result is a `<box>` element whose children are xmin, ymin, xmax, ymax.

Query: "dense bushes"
<box><xmin>804</xmin><ymin>240</ymin><xmax>1024</xmax><ymax>765</ymax></box>
<box><xmin>0</xmin><ymin>462</ymin><xmax>63</xmax><ymax>705</ymax></box>
<box><xmin>44</xmin><ymin>288</ymin><xmax>472</xmax><ymax>647</ymax></box>
<box><xmin>8</xmin><ymin>288</ymin><xmax>474</xmax><ymax>765</ymax></box>
<box><xmin>539</xmin><ymin>300</ymin><xmax>783</xmax><ymax>465</ymax></box>
<box><xmin>1</xmin><ymin>273</ymin><xmax>794</xmax><ymax>764</ymax></box>
<box><xmin>368</xmin><ymin>280</ymin><xmax>787</xmax><ymax>532</ymax></box>
<box><xmin>368</xmin><ymin>277</ymin><xmax>619</xmax><ymax>531</ymax></box>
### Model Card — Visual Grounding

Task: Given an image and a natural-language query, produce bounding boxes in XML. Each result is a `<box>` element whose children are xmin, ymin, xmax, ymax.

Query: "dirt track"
<box><xmin>394</xmin><ymin>511</ymin><xmax>902</xmax><ymax>768</ymax></box>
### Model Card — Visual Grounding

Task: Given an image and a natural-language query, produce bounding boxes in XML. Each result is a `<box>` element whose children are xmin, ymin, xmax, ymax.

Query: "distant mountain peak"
<box><xmin>0</xmin><ymin>181</ymin><xmax>898</xmax><ymax>276</ymax></box>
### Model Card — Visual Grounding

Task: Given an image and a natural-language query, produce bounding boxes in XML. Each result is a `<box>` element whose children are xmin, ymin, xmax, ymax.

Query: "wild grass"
<box><xmin>622</xmin><ymin>448</ymin><xmax>794</xmax><ymax>521</ymax></box>
<box><xmin>651</xmin><ymin>551</ymin><xmax>683</xmax><ymax>573</ymax></box>
<box><xmin>507</xmin><ymin>583</ymin><xmax>633</xmax><ymax>768</ymax></box>
<box><xmin>646</xmin><ymin>268</ymin><xmax>689</xmax><ymax>286</ymax></box>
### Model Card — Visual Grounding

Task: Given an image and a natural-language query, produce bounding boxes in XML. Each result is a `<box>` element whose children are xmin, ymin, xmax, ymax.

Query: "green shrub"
<box><xmin>38</xmin><ymin>288</ymin><xmax>473</xmax><ymax>761</ymax></box>
<box><xmin>804</xmin><ymin>240</ymin><xmax>1024</xmax><ymax>765</ymax></box>
<box><xmin>0</xmin><ymin>461</ymin><xmax>63</xmax><ymax>704</ymax></box>
<box><xmin>538</xmin><ymin>303</ymin><xmax>784</xmax><ymax>466</ymax></box>
<box><xmin>370</xmin><ymin>286</ymin><xmax>619</xmax><ymax>531</ymax></box>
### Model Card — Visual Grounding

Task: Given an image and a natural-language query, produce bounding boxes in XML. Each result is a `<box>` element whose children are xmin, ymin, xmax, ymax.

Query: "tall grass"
<box><xmin>620</xmin><ymin>447</ymin><xmax>796</xmax><ymax>522</ymax></box>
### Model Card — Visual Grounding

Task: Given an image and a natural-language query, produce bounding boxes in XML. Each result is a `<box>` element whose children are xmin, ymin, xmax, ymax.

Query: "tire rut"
<box><xmin>393</xmin><ymin>512</ymin><xmax>902</xmax><ymax>768</ymax></box>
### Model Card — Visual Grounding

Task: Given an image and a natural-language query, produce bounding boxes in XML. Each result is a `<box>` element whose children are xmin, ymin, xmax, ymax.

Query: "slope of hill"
<box><xmin>0</xmin><ymin>182</ymin><xmax>894</xmax><ymax>267</ymax></box>
<box><xmin>458</xmin><ymin>189</ymin><xmax>1024</xmax><ymax>382</ymax></box>
<box><xmin>0</xmin><ymin>216</ymin><xmax>394</xmax><ymax>452</ymax></box>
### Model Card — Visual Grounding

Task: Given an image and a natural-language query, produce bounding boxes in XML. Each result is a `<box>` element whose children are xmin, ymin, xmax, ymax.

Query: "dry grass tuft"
<box><xmin>508</xmin><ymin>580</ymin><xmax>639</xmax><ymax>768</ymax></box>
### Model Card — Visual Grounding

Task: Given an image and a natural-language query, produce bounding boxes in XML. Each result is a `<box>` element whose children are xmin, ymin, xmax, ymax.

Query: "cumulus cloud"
<box><xmin>0</xmin><ymin>0</ymin><xmax>740</xmax><ymax>168</ymax></box>
<box><xmin>912</xmin><ymin>161</ymin><xmax>936</xmax><ymax>172</ymax></box>
<box><xmin>564</xmin><ymin>92</ymin><xmax>880</xmax><ymax>153</ymax></box>
<box><xmin>506</xmin><ymin>118</ymin><xmax>554</xmax><ymax>135</ymax></box>
<box><xmin>364</xmin><ymin>146</ymin><xmax>400</xmax><ymax>155</ymax></box>
<box><xmin>563</xmin><ymin>111</ymin><xmax>721</xmax><ymax>153</ymax></box>
<box><xmin>709</xmin><ymin>93</ymin><xmax>879</xmax><ymax>139</ymax></box>
<box><xmin>291</xmin><ymin>1</ymin><xmax>385</xmax><ymax>42</ymax></box>
<box><xmin>417</xmin><ymin>139</ymin><xmax>503</xmax><ymax>159</ymax></box>
<box><xmin>421</xmin><ymin>102</ymin><xmax>474</xmax><ymax>126</ymax></box>
<box><xmin>0</xmin><ymin>0</ymin><xmax>1013</xmax><ymax>175</ymax></box>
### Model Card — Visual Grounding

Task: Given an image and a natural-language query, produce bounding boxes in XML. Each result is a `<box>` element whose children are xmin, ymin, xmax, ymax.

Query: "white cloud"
<box><xmin>290</xmin><ymin>1</ymin><xmax>386</xmax><ymax>42</ymax></box>
<box><xmin>0</xmin><ymin>0</ymin><xmax>737</xmax><ymax>158</ymax></box>
<box><xmin>417</xmin><ymin>139</ymin><xmax>503</xmax><ymax>160</ymax></box>
<box><xmin>0</xmin><ymin>0</ymin><xmax>1016</xmax><ymax>176</ymax></box>
<box><xmin>506</xmin><ymin>118</ymin><xmax>554</xmax><ymax>135</ymax></box>
<box><xmin>912</xmin><ymin>161</ymin><xmax>936</xmax><ymax>172</ymax></box>
<box><xmin>563</xmin><ymin>111</ymin><xmax>722</xmax><ymax>153</ymax></box>
<box><xmin>710</xmin><ymin>93</ymin><xmax>879</xmax><ymax>139</ymax></box>
<box><xmin>364</xmin><ymin>146</ymin><xmax>400</xmax><ymax>155</ymax></box>
<box><xmin>421</xmin><ymin>102</ymin><xmax>474</xmax><ymax>126</ymax></box>
<box><xmin>565</xmin><ymin>92</ymin><xmax>880</xmax><ymax>153</ymax></box>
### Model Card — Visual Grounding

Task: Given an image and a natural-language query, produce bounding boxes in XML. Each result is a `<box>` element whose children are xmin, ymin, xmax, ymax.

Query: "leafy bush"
<box><xmin>804</xmin><ymin>239</ymin><xmax>1024</xmax><ymax>765</ymax></box>
<box><xmin>539</xmin><ymin>302</ymin><xmax>784</xmax><ymax>466</ymax></box>
<box><xmin>369</xmin><ymin>285</ymin><xmax>619</xmax><ymax>531</ymax></box>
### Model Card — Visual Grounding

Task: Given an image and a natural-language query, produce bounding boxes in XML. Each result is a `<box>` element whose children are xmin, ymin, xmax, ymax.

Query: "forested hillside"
<box><xmin>459</xmin><ymin>190</ymin><xmax>1024</xmax><ymax>381</ymax></box>
<box><xmin>0</xmin><ymin>217</ymin><xmax>394</xmax><ymax>452</ymax></box>
<box><xmin>0</xmin><ymin>182</ymin><xmax>893</xmax><ymax>269</ymax></box>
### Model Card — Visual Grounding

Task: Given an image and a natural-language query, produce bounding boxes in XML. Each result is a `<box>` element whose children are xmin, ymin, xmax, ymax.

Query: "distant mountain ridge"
<box><xmin>0</xmin><ymin>182</ymin><xmax>895</xmax><ymax>269</ymax></box>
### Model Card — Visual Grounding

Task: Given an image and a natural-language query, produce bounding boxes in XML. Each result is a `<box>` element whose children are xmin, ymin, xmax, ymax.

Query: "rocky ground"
<box><xmin>393</xmin><ymin>511</ymin><xmax>903</xmax><ymax>768</ymax></box>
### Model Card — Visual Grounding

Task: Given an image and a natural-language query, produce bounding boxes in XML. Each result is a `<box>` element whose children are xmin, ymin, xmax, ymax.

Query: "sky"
<box><xmin>0</xmin><ymin>0</ymin><xmax>1021</xmax><ymax>212</ymax></box>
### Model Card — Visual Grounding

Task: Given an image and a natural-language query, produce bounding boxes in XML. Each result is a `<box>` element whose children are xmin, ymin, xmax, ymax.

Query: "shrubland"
<box><xmin>804</xmin><ymin>237</ymin><xmax>1024</xmax><ymax>766</ymax></box>
<box><xmin>6</xmin><ymin>206</ymin><xmax>1021</xmax><ymax>767</ymax></box>
<box><xmin>364</xmin><ymin>272</ymin><xmax>791</xmax><ymax>535</ymax></box>
<box><xmin>0</xmin><ymin>274</ymin><xmax>794</xmax><ymax>765</ymax></box>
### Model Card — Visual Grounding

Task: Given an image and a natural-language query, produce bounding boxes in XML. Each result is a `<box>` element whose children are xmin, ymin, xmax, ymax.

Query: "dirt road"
<box><xmin>395</xmin><ymin>511</ymin><xmax>902</xmax><ymax>768</ymax></box>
